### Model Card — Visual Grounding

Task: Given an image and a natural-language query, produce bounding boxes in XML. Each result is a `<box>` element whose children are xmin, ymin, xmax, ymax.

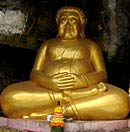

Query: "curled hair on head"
<box><xmin>56</xmin><ymin>6</ymin><xmax>87</xmax><ymax>38</ymax></box>
<box><xmin>56</xmin><ymin>6</ymin><xmax>86</xmax><ymax>25</ymax></box>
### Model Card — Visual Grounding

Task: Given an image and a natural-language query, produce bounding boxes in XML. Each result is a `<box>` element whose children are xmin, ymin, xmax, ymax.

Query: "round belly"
<box><xmin>42</xmin><ymin>59</ymin><xmax>94</xmax><ymax>76</ymax></box>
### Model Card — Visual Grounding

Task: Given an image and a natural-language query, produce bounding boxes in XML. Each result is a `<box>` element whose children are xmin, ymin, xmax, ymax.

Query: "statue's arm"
<box><xmin>30</xmin><ymin>70</ymin><xmax>51</xmax><ymax>88</ymax></box>
<box><xmin>32</xmin><ymin>43</ymin><xmax>47</xmax><ymax>71</ymax></box>
<box><xmin>30</xmin><ymin>43</ymin><xmax>50</xmax><ymax>88</ymax></box>
<box><xmin>30</xmin><ymin>42</ymin><xmax>61</xmax><ymax>91</ymax></box>
<box><xmin>85</xmin><ymin>42</ymin><xmax>108</xmax><ymax>86</ymax></box>
<box><xmin>30</xmin><ymin>70</ymin><xmax>63</xmax><ymax>91</ymax></box>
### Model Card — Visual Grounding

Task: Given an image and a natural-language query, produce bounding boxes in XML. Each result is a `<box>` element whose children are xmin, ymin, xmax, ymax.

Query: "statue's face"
<box><xmin>58</xmin><ymin>12</ymin><xmax>81</xmax><ymax>40</ymax></box>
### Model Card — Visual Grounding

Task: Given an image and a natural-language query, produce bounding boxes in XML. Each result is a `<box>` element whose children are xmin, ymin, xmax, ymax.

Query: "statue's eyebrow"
<box><xmin>69</xmin><ymin>15</ymin><xmax>78</xmax><ymax>19</ymax></box>
<box><xmin>60</xmin><ymin>15</ymin><xmax>79</xmax><ymax>20</ymax></box>
<box><xmin>60</xmin><ymin>15</ymin><xmax>66</xmax><ymax>19</ymax></box>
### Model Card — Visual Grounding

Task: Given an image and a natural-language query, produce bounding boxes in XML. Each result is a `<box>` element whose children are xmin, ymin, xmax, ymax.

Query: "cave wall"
<box><xmin>0</xmin><ymin>0</ymin><xmax>129</xmax><ymax>92</ymax></box>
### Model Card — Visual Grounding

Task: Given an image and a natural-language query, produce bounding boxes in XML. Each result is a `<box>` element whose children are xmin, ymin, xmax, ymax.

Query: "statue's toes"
<box><xmin>22</xmin><ymin>115</ymin><xmax>30</xmax><ymax>119</ymax></box>
<box><xmin>97</xmin><ymin>82</ymin><xmax>107</xmax><ymax>93</ymax></box>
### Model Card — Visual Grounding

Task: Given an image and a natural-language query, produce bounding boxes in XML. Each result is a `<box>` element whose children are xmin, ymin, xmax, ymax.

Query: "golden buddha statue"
<box><xmin>0</xmin><ymin>6</ymin><xmax>129</xmax><ymax>120</ymax></box>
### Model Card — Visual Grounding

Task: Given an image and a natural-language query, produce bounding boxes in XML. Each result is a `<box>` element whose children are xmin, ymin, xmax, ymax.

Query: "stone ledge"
<box><xmin>0</xmin><ymin>117</ymin><xmax>129</xmax><ymax>132</ymax></box>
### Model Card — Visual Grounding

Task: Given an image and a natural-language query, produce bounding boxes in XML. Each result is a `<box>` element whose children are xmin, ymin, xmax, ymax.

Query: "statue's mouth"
<box><xmin>65</xmin><ymin>27</ymin><xmax>71</xmax><ymax>32</ymax></box>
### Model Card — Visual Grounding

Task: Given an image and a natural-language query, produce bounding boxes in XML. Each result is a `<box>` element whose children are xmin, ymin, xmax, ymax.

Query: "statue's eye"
<box><xmin>71</xmin><ymin>19</ymin><xmax>77</xmax><ymax>23</ymax></box>
<box><xmin>60</xmin><ymin>17</ymin><xmax>66</xmax><ymax>23</ymax></box>
<box><xmin>69</xmin><ymin>18</ymin><xmax>77</xmax><ymax>23</ymax></box>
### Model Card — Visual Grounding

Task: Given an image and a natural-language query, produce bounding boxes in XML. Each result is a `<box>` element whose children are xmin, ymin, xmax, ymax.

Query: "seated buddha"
<box><xmin>0</xmin><ymin>6</ymin><xmax>129</xmax><ymax>120</ymax></box>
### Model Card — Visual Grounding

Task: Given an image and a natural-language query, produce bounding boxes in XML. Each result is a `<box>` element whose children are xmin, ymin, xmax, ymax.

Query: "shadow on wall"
<box><xmin>0</xmin><ymin>44</ymin><xmax>36</xmax><ymax>93</ymax></box>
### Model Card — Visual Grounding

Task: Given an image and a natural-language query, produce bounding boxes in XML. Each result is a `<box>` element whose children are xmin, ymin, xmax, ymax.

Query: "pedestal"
<box><xmin>0</xmin><ymin>117</ymin><xmax>129</xmax><ymax>132</ymax></box>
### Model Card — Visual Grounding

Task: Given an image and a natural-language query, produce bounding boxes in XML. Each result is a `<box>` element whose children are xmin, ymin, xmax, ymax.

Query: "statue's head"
<box><xmin>56</xmin><ymin>6</ymin><xmax>87</xmax><ymax>40</ymax></box>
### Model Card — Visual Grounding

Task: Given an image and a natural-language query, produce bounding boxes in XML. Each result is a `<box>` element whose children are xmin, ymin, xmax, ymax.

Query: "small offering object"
<box><xmin>50</xmin><ymin>101</ymin><xmax>64</xmax><ymax>127</ymax></box>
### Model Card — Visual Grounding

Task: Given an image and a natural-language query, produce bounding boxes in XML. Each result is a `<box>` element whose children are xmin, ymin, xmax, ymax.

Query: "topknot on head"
<box><xmin>56</xmin><ymin>6</ymin><xmax>86</xmax><ymax>25</ymax></box>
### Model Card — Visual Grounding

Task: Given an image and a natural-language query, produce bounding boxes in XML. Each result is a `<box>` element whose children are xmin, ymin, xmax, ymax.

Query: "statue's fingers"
<box><xmin>64</xmin><ymin>74</ymin><xmax>77</xmax><ymax>80</ymax></box>
<box><xmin>58</xmin><ymin>79</ymin><xmax>75</xmax><ymax>84</ymax></box>
<box><xmin>58</xmin><ymin>83</ymin><xmax>74</xmax><ymax>87</ymax></box>
<box><xmin>53</xmin><ymin>72</ymin><xmax>68</xmax><ymax>78</ymax></box>
<box><xmin>59</xmin><ymin>86</ymin><xmax>73</xmax><ymax>90</ymax></box>
<box><xmin>59</xmin><ymin>76</ymin><xmax>74</xmax><ymax>81</ymax></box>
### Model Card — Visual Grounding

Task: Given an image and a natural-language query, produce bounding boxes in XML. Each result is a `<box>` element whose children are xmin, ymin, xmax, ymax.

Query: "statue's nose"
<box><xmin>66</xmin><ymin>20</ymin><xmax>71</xmax><ymax>26</ymax></box>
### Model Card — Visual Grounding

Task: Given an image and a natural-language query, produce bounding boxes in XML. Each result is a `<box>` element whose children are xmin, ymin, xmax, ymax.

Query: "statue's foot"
<box><xmin>22</xmin><ymin>108</ymin><xmax>54</xmax><ymax>120</ymax></box>
<box><xmin>22</xmin><ymin>115</ymin><xmax>29</xmax><ymax>119</ymax></box>
<box><xmin>22</xmin><ymin>112</ymin><xmax>47</xmax><ymax>120</ymax></box>
<box><xmin>97</xmin><ymin>82</ymin><xmax>107</xmax><ymax>93</ymax></box>
<box><xmin>84</xmin><ymin>82</ymin><xmax>107</xmax><ymax>95</ymax></box>
<box><xmin>62</xmin><ymin>82</ymin><xmax>108</xmax><ymax>104</ymax></box>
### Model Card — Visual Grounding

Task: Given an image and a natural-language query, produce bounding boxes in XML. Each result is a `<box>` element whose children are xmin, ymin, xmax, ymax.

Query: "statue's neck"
<box><xmin>58</xmin><ymin>37</ymin><xmax>81</xmax><ymax>43</ymax></box>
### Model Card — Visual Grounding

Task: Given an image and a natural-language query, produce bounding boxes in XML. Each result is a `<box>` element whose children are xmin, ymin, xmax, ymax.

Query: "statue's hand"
<box><xmin>50</xmin><ymin>72</ymin><xmax>75</xmax><ymax>91</ymax></box>
<box><xmin>69</xmin><ymin>73</ymin><xmax>88</xmax><ymax>89</ymax></box>
<box><xmin>53</xmin><ymin>73</ymin><xmax>87</xmax><ymax>90</ymax></box>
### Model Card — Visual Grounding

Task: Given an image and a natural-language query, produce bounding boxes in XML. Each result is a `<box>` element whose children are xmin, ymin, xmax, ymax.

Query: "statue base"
<box><xmin>0</xmin><ymin>117</ymin><xmax>130</xmax><ymax>132</ymax></box>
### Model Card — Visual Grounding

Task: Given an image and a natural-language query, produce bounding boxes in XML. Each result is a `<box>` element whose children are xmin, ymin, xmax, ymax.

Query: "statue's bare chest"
<box><xmin>46</xmin><ymin>42</ymin><xmax>90</xmax><ymax>60</ymax></box>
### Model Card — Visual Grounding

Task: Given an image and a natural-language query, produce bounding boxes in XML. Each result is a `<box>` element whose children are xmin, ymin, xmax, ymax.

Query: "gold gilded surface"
<box><xmin>0</xmin><ymin>6</ymin><xmax>129</xmax><ymax>120</ymax></box>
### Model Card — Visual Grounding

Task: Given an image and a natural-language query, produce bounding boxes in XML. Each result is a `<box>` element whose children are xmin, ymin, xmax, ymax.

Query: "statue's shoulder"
<box><xmin>83</xmin><ymin>38</ymin><xmax>99</xmax><ymax>49</ymax></box>
<box><xmin>42</xmin><ymin>38</ymin><xmax>58</xmax><ymax>45</ymax></box>
<box><xmin>39</xmin><ymin>38</ymin><xmax>58</xmax><ymax>49</ymax></box>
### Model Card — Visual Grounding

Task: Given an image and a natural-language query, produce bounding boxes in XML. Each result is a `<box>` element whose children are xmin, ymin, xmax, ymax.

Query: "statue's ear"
<box><xmin>81</xmin><ymin>18</ymin><xmax>87</xmax><ymax>29</ymax></box>
<box><xmin>80</xmin><ymin>18</ymin><xmax>87</xmax><ymax>38</ymax></box>
<box><xmin>83</xmin><ymin>18</ymin><xmax>87</xmax><ymax>26</ymax></box>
